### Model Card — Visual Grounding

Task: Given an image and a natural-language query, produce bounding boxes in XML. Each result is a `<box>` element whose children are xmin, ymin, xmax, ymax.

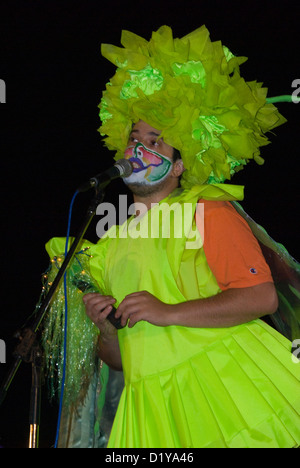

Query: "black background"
<box><xmin>0</xmin><ymin>0</ymin><xmax>299</xmax><ymax>448</ymax></box>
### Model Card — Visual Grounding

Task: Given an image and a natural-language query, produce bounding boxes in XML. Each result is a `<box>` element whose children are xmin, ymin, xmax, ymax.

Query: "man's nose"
<box><xmin>134</xmin><ymin>141</ymin><xmax>142</xmax><ymax>149</ymax></box>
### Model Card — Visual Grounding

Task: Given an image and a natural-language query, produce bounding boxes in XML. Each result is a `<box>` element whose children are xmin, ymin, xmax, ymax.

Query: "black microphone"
<box><xmin>78</xmin><ymin>158</ymin><xmax>133</xmax><ymax>192</ymax></box>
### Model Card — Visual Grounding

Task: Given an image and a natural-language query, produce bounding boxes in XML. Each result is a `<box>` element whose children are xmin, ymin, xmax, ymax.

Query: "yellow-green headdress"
<box><xmin>98</xmin><ymin>25</ymin><xmax>286</xmax><ymax>188</ymax></box>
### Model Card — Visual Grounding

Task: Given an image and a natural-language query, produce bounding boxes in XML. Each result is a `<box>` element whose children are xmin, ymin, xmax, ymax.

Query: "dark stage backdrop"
<box><xmin>0</xmin><ymin>0</ymin><xmax>299</xmax><ymax>448</ymax></box>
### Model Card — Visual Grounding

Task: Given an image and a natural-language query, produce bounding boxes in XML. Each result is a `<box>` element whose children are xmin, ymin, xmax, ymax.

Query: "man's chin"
<box><xmin>124</xmin><ymin>180</ymin><xmax>163</xmax><ymax>197</ymax></box>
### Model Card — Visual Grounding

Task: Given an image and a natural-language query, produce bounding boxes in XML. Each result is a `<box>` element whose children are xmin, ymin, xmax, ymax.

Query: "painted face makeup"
<box><xmin>123</xmin><ymin>143</ymin><xmax>172</xmax><ymax>185</ymax></box>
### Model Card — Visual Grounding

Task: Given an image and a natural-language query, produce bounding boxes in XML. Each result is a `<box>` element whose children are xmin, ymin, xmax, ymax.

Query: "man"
<box><xmin>82</xmin><ymin>120</ymin><xmax>299</xmax><ymax>448</ymax></box>
<box><xmin>83</xmin><ymin>119</ymin><xmax>278</xmax><ymax>366</ymax></box>
<box><xmin>45</xmin><ymin>26</ymin><xmax>300</xmax><ymax>448</ymax></box>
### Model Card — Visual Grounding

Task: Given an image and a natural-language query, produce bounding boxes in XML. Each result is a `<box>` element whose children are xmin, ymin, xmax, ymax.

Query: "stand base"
<box><xmin>29</xmin><ymin>423</ymin><xmax>39</xmax><ymax>448</ymax></box>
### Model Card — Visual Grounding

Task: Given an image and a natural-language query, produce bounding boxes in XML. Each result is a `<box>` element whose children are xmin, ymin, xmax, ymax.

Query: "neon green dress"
<box><xmin>44</xmin><ymin>184</ymin><xmax>300</xmax><ymax>448</ymax></box>
<box><xmin>85</xmin><ymin>185</ymin><xmax>300</xmax><ymax>448</ymax></box>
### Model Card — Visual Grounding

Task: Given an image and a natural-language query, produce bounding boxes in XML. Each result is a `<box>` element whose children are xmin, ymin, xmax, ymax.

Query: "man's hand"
<box><xmin>83</xmin><ymin>293</ymin><xmax>117</xmax><ymax>336</ymax></box>
<box><xmin>83</xmin><ymin>293</ymin><xmax>122</xmax><ymax>371</ymax></box>
<box><xmin>115</xmin><ymin>291</ymin><xmax>173</xmax><ymax>328</ymax></box>
<box><xmin>115</xmin><ymin>282</ymin><xmax>278</xmax><ymax>330</ymax></box>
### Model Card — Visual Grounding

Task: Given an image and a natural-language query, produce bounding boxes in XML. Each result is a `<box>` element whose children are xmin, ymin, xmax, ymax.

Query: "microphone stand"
<box><xmin>29</xmin><ymin>342</ymin><xmax>42</xmax><ymax>448</ymax></box>
<box><xmin>0</xmin><ymin>185</ymin><xmax>106</xmax><ymax>448</ymax></box>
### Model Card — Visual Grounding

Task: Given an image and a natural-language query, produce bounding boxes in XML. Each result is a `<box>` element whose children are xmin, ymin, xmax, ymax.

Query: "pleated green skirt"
<box><xmin>108</xmin><ymin>320</ymin><xmax>300</xmax><ymax>448</ymax></box>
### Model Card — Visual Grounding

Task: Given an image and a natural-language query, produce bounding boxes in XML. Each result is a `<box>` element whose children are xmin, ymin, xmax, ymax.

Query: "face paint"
<box><xmin>123</xmin><ymin>143</ymin><xmax>172</xmax><ymax>185</ymax></box>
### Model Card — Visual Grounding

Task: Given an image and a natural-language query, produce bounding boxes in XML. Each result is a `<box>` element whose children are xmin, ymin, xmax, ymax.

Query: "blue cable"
<box><xmin>54</xmin><ymin>190</ymin><xmax>79</xmax><ymax>448</ymax></box>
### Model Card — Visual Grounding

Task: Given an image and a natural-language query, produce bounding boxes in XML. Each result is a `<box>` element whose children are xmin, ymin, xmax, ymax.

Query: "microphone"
<box><xmin>78</xmin><ymin>158</ymin><xmax>133</xmax><ymax>192</ymax></box>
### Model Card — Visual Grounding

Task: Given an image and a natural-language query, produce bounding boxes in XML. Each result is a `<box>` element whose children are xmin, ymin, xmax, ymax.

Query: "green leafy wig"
<box><xmin>98</xmin><ymin>25</ymin><xmax>286</xmax><ymax>188</ymax></box>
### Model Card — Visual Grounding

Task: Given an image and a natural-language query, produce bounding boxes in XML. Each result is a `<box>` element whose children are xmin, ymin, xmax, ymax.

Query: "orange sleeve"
<box><xmin>196</xmin><ymin>199</ymin><xmax>273</xmax><ymax>291</ymax></box>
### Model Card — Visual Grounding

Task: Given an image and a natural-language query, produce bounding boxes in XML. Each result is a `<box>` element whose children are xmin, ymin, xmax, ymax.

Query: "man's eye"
<box><xmin>130</xmin><ymin>136</ymin><xmax>138</xmax><ymax>143</ymax></box>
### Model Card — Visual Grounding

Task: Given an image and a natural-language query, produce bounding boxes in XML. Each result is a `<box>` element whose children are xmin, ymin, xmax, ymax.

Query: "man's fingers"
<box><xmin>83</xmin><ymin>293</ymin><xmax>115</xmax><ymax>308</ymax></box>
<box><xmin>83</xmin><ymin>293</ymin><xmax>116</xmax><ymax>321</ymax></box>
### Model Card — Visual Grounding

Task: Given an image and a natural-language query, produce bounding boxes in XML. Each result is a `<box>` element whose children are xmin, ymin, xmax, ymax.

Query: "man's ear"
<box><xmin>172</xmin><ymin>159</ymin><xmax>185</xmax><ymax>177</ymax></box>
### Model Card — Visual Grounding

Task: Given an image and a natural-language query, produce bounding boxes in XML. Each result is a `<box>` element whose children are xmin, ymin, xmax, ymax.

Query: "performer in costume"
<box><xmin>42</xmin><ymin>26</ymin><xmax>300</xmax><ymax>448</ymax></box>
